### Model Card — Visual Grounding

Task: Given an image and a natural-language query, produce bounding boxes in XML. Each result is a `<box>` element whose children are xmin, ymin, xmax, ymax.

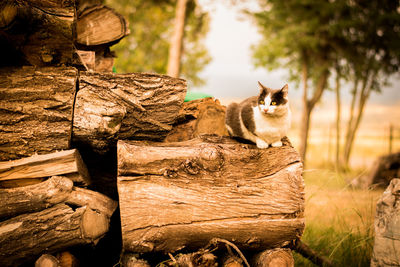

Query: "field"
<box><xmin>287</xmin><ymin>103</ymin><xmax>399</xmax><ymax>266</ymax></box>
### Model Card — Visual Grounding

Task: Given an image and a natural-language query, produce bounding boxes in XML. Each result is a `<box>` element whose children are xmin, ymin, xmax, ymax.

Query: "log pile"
<box><xmin>0</xmin><ymin>0</ymin><xmax>306</xmax><ymax>265</ymax></box>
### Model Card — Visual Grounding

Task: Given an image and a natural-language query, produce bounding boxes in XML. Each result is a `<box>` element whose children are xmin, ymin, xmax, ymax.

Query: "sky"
<box><xmin>191</xmin><ymin>1</ymin><xmax>400</xmax><ymax>109</ymax></box>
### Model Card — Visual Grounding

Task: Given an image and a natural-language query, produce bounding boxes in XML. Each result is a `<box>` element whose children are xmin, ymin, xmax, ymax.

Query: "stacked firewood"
<box><xmin>0</xmin><ymin>0</ymin><xmax>306</xmax><ymax>266</ymax></box>
<box><xmin>0</xmin><ymin>0</ymin><xmax>128</xmax><ymax>71</ymax></box>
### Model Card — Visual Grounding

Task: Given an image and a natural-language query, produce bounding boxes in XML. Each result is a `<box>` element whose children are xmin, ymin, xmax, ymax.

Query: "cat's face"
<box><xmin>257</xmin><ymin>82</ymin><xmax>289</xmax><ymax>116</ymax></box>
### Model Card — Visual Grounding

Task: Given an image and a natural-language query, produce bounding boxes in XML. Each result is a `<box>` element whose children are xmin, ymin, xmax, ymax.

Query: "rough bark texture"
<box><xmin>164</xmin><ymin>98</ymin><xmax>229</xmax><ymax>142</ymax></box>
<box><xmin>252</xmin><ymin>248</ymin><xmax>294</xmax><ymax>267</ymax></box>
<box><xmin>0</xmin><ymin>204</ymin><xmax>107</xmax><ymax>266</ymax></box>
<box><xmin>0</xmin><ymin>67</ymin><xmax>77</xmax><ymax>161</ymax></box>
<box><xmin>73</xmin><ymin>71</ymin><xmax>187</xmax><ymax>153</ymax></box>
<box><xmin>76</xmin><ymin>5</ymin><xmax>129</xmax><ymax>47</ymax></box>
<box><xmin>117</xmin><ymin>135</ymin><xmax>304</xmax><ymax>253</ymax></box>
<box><xmin>0</xmin><ymin>149</ymin><xmax>90</xmax><ymax>187</ymax></box>
<box><xmin>371</xmin><ymin>178</ymin><xmax>400</xmax><ymax>267</ymax></box>
<box><xmin>0</xmin><ymin>0</ymin><xmax>75</xmax><ymax>67</ymax></box>
<box><xmin>0</xmin><ymin>176</ymin><xmax>73</xmax><ymax>219</ymax></box>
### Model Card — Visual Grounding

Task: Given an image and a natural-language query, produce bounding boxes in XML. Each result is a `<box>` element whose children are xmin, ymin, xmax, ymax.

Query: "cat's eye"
<box><xmin>260</xmin><ymin>100</ymin><xmax>265</xmax><ymax>104</ymax></box>
<box><xmin>271</xmin><ymin>101</ymin><xmax>277</xmax><ymax>105</ymax></box>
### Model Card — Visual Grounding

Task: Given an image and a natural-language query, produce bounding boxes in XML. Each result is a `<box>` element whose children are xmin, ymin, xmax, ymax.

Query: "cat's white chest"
<box><xmin>252</xmin><ymin>106</ymin><xmax>291</xmax><ymax>143</ymax></box>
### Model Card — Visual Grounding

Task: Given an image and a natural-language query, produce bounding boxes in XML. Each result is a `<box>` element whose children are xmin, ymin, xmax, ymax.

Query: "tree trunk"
<box><xmin>335</xmin><ymin>68</ymin><xmax>342</xmax><ymax>170</ymax></box>
<box><xmin>0</xmin><ymin>67</ymin><xmax>77</xmax><ymax>161</ymax></box>
<box><xmin>299</xmin><ymin>67</ymin><xmax>329</xmax><ymax>165</ymax></box>
<box><xmin>252</xmin><ymin>248</ymin><xmax>294</xmax><ymax>267</ymax></box>
<box><xmin>343</xmin><ymin>71</ymin><xmax>375</xmax><ymax>167</ymax></box>
<box><xmin>0</xmin><ymin>204</ymin><xmax>112</xmax><ymax>266</ymax></box>
<box><xmin>0</xmin><ymin>0</ymin><xmax>75</xmax><ymax>67</ymax></box>
<box><xmin>298</xmin><ymin>57</ymin><xmax>309</xmax><ymax>163</ymax></box>
<box><xmin>0</xmin><ymin>149</ymin><xmax>90</xmax><ymax>187</ymax></box>
<box><xmin>167</xmin><ymin>0</ymin><xmax>187</xmax><ymax>78</ymax></box>
<box><xmin>117</xmin><ymin>135</ymin><xmax>304</xmax><ymax>253</ymax></box>
<box><xmin>76</xmin><ymin>5</ymin><xmax>129</xmax><ymax>47</ymax></box>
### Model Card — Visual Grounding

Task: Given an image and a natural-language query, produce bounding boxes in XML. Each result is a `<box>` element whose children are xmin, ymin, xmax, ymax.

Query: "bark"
<box><xmin>0</xmin><ymin>204</ymin><xmax>111</xmax><ymax>266</ymax></box>
<box><xmin>252</xmin><ymin>248</ymin><xmax>294</xmax><ymax>267</ymax></box>
<box><xmin>0</xmin><ymin>67</ymin><xmax>77</xmax><ymax>161</ymax></box>
<box><xmin>0</xmin><ymin>149</ymin><xmax>90</xmax><ymax>188</ymax></box>
<box><xmin>165</xmin><ymin>98</ymin><xmax>229</xmax><ymax>142</ymax></box>
<box><xmin>0</xmin><ymin>176</ymin><xmax>73</xmax><ymax>219</ymax></box>
<box><xmin>0</xmin><ymin>0</ymin><xmax>75</xmax><ymax>67</ymax></box>
<box><xmin>167</xmin><ymin>0</ymin><xmax>187</xmax><ymax>78</ymax></box>
<box><xmin>73</xmin><ymin>71</ymin><xmax>186</xmax><ymax>153</ymax></box>
<box><xmin>371</xmin><ymin>178</ymin><xmax>400</xmax><ymax>267</ymax></box>
<box><xmin>117</xmin><ymin>136</ymin><xmax>304</xmax><ymax>253</ymax></box>
<box><xmin>76</xmin><ymin>5</ymin><xmax>129</xmax><ymax>47</ymax></box>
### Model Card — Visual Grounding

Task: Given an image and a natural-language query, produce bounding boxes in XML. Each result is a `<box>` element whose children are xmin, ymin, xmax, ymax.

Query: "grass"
<box><xmin>293</xmin><ymin>163</ymin><xmax>384</xmax><ymax>266</ymax></box>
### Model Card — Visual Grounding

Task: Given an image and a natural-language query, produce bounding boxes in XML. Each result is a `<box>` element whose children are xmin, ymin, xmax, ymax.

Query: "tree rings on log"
<box><xmin>77</xmin><ymin>5</ymin><xmax>129</xmax><ymax>47</ymax></box>
<box><xmin>117</xmin><ymin>135</ymin><xmax>304</xmax><ymax>253</ymax></box>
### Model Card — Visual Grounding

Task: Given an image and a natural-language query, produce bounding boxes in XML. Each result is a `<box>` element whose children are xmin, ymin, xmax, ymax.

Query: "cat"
<box><xmin>225</xmin><ymin>82</ymin><xmax>291</xmax><ymax>148</ymax></box>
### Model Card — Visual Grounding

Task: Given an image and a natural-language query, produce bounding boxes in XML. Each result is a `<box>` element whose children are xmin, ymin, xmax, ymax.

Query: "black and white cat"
<box><xmin>225</xmin><ymin>82</ymin><xmax>291</xmax><ymax>148</ymax></box>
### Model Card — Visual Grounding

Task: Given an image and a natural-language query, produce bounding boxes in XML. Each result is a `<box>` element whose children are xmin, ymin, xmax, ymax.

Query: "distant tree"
<box><xmin>251</xmin><ymin>0</ymin><xmax>336</xmax><ymax>164</ymax></box>
<box><xmin>105</xmin><ymin>0</ymin><xmax>210</xmax><ymax>86</ymax></box>
<box><xmin>251</xmin><ymin>0</ymin><xmax>400</xmax><ymax>167</ymax></box>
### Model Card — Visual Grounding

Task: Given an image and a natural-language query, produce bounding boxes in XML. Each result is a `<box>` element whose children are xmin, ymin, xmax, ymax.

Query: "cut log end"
<box><xmin>252</xmin><ymin>248</ymin><xmax>294</xmax><ymax>267</ymax></box>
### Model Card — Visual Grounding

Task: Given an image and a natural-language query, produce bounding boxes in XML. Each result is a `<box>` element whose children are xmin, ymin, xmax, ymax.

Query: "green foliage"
<box><xmin>105</xmin><ymin>0</ymin><xmax>210</xmax><ymax>85</ymax></box>
<box><xmin>251</xmin><ymin>0</ymin><xmax>400</xmax><ymax>90</ymax></box>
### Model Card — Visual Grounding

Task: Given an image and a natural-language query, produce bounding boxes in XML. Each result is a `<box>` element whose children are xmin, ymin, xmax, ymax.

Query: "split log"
<box><xmin>73</xmin><ymin>72</ymin><xmax>186</xmax><ymax>153</ymax></box>
<box><xmin>0</xmin><ymin>203</ymin><xmax>113</xmax><ymax>266</ymax></box>
<box><xmin>0</xmin><ymin>67</ymin><xmax>77</xmax><ymax>161</ymax></box>
<box><xmin>165</xmin><ymin>98</ymin><xmax>229</xmax><ymax>142</ymax></box>
<box><xmin>0</xmin><ymin>0</ymin><xmax>75</xmax><ymax>66</ymax></box>
<box><xmin>76</xmin><ymin>5</ymin><xmax>129</xmax><ymax>47</ymax></box>
<box><xmin>117</xmin><ymin>135</ymin><xmax>304</xmax><ymax>253</ymax></box>
<box><xmin>371</xmin><ymin>178</ymin><xmax>400</xmax><ymax>266</ymax></box>
<box><xmin>0</xmin><ymin>149</ymin><xmax>90</xmax><ymax>187</ymax></box>
<box><xmin>0</xmin><ymin>176</ymin><xmax>72</xmax><ymax>219</ymax></box>
<box><xmin>252</xmin><ymin>248</ymin><xmax>294</xmax><ymax>267</ymax></box>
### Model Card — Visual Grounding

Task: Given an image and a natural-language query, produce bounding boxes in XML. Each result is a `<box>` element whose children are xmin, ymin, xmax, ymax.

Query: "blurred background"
<box><xmin>105</xmin><ymin>1</ymin><xmax>399</xmax><ymax>264</ymax></box>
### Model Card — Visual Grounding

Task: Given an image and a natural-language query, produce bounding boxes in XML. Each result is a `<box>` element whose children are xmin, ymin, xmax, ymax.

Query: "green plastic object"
<box><xmin>184</xmin><ymin>91</ymin><xmax>213</xmax><ymax>102</ymax></box>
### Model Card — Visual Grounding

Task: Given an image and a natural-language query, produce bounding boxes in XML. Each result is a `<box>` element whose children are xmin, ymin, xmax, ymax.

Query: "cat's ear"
<box><xmin>258</xmin><ymin>81</ymin><xmax>268</xmax><ymax>93</ymax></box>
<box><xmin>281</xmin><ymin>84</ymin><xmax>289</xmax><ymax>98</ymax></box>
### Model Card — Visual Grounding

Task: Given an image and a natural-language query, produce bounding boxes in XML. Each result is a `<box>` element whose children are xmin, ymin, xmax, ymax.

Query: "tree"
<box><xmin>105</xmin><ymin>0</ymin><xmax>210</xmax><ymax>86</ymax></box>
<box><xmin>251</xmin><ymin>0</ymin><xmax>336</xmax><ymax>164</ymax></box>
<box><xmin>167</xmin><ymin>0</ymin><xmax>187</xmax><ymax>78</ymax></box>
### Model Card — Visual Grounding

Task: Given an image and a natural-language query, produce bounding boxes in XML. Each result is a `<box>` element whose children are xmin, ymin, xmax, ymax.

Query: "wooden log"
<box><xmin>0</xmin><ymin>67</ymin><xmax>77</xmax><ymax>161</ymax></box>
<box><xmin>164</xmin><ymin>98</ymin><xmax>229</xmax><ymax>142</ymax></box>
<box><xmin>56</xmin><ymin>251</ymin><xmax>79</xmax><ymax>267</ymax></box>
<box><xmin>0</xmin><ymin>176</ymin><xmax>72</xmax><ymax>219</ymax></box>
<box><xmin>117</xmin><ymin>136</ymin><xmax>304</xmax><ymax>253</ymax></box>
<box><xmin>371</xmin><ymin>178</ymin><xmax>400</xmax><ymax>266</ymax></box>
<box><xmin>121</xmin><ymin>254</ymin><xmax>151</xmax><ymax>267</ymax></box>
<box><xmin>73</xmin><ymin>72</ymin><xmax>186</xmax><ymax>153</ymax></box>
<box><xmin>0</xmin><ymin>203</ymin><xmax>112</xmax><ymax>266</ymax></box>
<box><xmin>0</xmin><ymin>0</ymin><xmax>75</xmax><ymax>66</ymax></box>
<box><xmin>364</xmin><ymin>152</ymin><xmax>400</xmax><ymax>189</ymax></box>
<box><xmin>35</xmin><ymin>254</ymin><xmax>59</xmax><ymax>267</ymax></box>
<box><xmin>76</xmin><ymin>5</ymin><xmax>129</xmax><ymax>47</ymax></box>
<box><xmin>0</xmin><ymin>149</ymin><xmax>90</xmax><ymax>187</ymax></box>
<box><xmin>66</xmin><ymin>186</ymin><xmax>118</xmax><ymax>218</ymax></box>
<box><xmin>252</xmin><ymin>248</ymin><xmax>294</xmax><ymax>267</ymax></box>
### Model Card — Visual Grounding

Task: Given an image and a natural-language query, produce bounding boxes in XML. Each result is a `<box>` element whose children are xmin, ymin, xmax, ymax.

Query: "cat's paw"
<box><xmin>271</xmin><ymin>140</ymin><xmax>283</xmax><ymax>147</ymax></box>
<box><xmin>256</xmin><ymin>139</ymin><xmax>269</xmax><ymax>149</ymax></box>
